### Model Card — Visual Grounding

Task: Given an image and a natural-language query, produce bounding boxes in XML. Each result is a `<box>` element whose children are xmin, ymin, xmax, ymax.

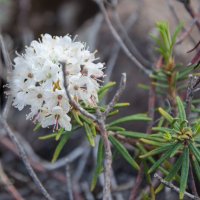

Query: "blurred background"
<box><xmin>0</xmin><ymin>0</ymin><xmax>199</xmax><ymax>199</ymax></box>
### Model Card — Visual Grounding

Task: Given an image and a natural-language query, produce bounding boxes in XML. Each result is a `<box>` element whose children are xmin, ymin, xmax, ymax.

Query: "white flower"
<box><xmin>9</xmin><ymin>34</ymin><xmax>104</xmax><ymax>131</ymax></box>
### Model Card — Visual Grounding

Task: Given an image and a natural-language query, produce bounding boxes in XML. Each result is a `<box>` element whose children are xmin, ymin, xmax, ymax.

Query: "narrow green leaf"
<box><xmin>98</xmin><ymin>82</ymin><xmax>116</xmax><ymax>101</ymax></box>
<box><xmin>118</xmin><ymin>131</ymin><xmax>165</xmax><ymax>142</ymax></box>
<box><xmin>91</xmin><ymin>139</ymin><xmax>104</xmax><ymax>191</ymax></box>
<box><xmin>108</xmin><ymin>114</ymin><xmax>151</xmax><ymax>127</ymax></box>
<box><xmin>107</xmin><ymin>126</ymin><xmax>125</xmax><ymax>131</ymax></box>
<box><xmin>140</xmin><ymin>144</ymin><xmax>173</xmax><ymax>158</ymax></box>
<box><xmin>52</xmin><ymin>132</ymin><xmax>73</xmax><ymax>162</ymax></box>
<box><xmin>148</xmin><ymin>143</ymin><xmax>179</xmax><ymax>174</ymax></box>
<box><xmin>108</xmin><ymin>109</ymin><xmax>119</xmax><ymax>117</ymax></box>
<box><xmin>55</xmin><ymin>128</ymin><xmax>65</xmax><ymax>141</ymax></box>
<box><xmin>176</xmin><ymin>96</ymin><xmax>186</xmax><ymax>121</ymax></box>
<box><xmin>140</xmin><ymin>138</ymin><xmax>166</xmax><ymax>147</ymax></box>
<box><xmin>72</xmin><ymin>110</ymin><xmax>83</xmax><ymax>126</ymax></box>
<box><xmin>114</xmin><ymin>103</ymin><xmax>130</xmax><ymax>108</ymax></box>
<box><xmin>155</xmin><ymin>155</ymin><xmax>183</xmax><ymax>194</ymax></box>
<box><xmin>33</xmin><ymin>123</ymin><xmax>41</xmax><ymax>132</ymax></box>
<box><xmin>91</xmin><ymin>123</ymin><xmax>97</xmax><ymax>137</ymax></box>
<box><xmin>192</xmin><ymin>155</ymin><xmax>200</xmax><ymax>182</ymax></box>
<box><xmin>189</xmin><ymin>143</ymin><xmax>200</xmax><ymax>163</ymax></box>
<box><xmin>137</xmin><ymin>143</ymin><xmax>169</xmax><ymax>175</ymax></box>
<box><xmin>84</xmin><ymin>122</ymin><xmax>95</xmax><ymax>147</ymax></box>
<box><xmin>158</xmin><ymin>107</ymin><xmax>173</xmax><ymax>123</ymax></box>
<box><xmin>109</xmin><ymin>135</ymin><xmax>139</xmax><ymax>170</ymax></box>
<box><xmin>179</xmin><ymin>148</ymin><xmax>189</xmax><ymax>199</ymax></box>
<box><xmin>158</xmin><ymin>108</ymin><xmax>179</xmax><ymax>129</ymax></box>
<box><xmin>169</xmin><ymin>143</ymin><xmax>182</xmax><ymax>158</ymax></box>
<box><xmin>39</xmin><ymin>125</ymin><xmax>80</xmax><ymax>140</ymax></box>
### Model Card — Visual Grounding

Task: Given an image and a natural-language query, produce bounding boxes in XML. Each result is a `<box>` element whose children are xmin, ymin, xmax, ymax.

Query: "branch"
<box><xmin>0</xmin><ymin>35</ymin><xmax>13</xmax><ymax>119</ymax></box>
<box><xmin>0</xmin><ymin>162</ymin><xmax>25</xmax><ymax>200</ymax></box>
<box><xmin>154</xmin><ymin>173</ymin><xmax>200</xmax><ymax>200</ymax></box>
<box><xmin>111</xmin><ymin>4</ymin><xmax>152</xmax><ymax>68</ymax></box>
<box><xmin>0</xmin><ymin>116</ymin><xmax>54</xmax><ymax>200</ymax></box>
<box><xmin>93</xmin><ymin>0</ymin><xmax>152</xmax><ymax>76</ymax></box>
<box><xmin>103</xmin><ymin>73</ymin><xmax>126</xmax><ymax>118</ymax></box>
<box><xmin>185</xmin><ymin>74</ymin><xmax>197</xmax><ymax>120</ymax></box>
<box><xmin>62</xmin><ymin>64</ymin><xmax>112</xmax><ymax>200</ymax></box>
<box><xmin>177</xmin><ymin>0</ymin><xmax>200</xmax><ymax>31</ymax></box>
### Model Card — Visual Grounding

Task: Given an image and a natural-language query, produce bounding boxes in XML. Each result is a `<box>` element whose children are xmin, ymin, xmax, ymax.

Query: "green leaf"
<box><xmin>189</xmin><ymin>143</ymin><xmax>200</xmax><ymax>163</ymax></box>
<box><xmin>91</xmin><ymin>139</ymin><xmax>104</xmax><ymax>191</ymax></box>
<box><xmin>140</xmin><ymin>144</ymin><xmax>174</xmax><ymax>158</ymax></box>
<box><xmin>179</xmin><ymin>148</ymin><xmax>189</xmax><ymax>199</ymax></box>
<box><xmin>158</xmin><ymin>107</ymin><xmax>174</xmax><ymax>123</ymax></box>
<box><xmin>38</xmin><ymin>125</ymin><xmax>80</xmax><ymax>140</ymax></box>
<box><xmin>171</xmin><ymin>22</ymin><xmax>183</xmax><ymax>48</ymax></box>
<box><xmin>107</xmin><ymin>126</ymin><xmax>125</xmax><ymax>131</ymax></box>
<box><xmin>52</xmin><ymin>132</ymin><xmax>73</xmax><ymax>162</ymax></box>
<box><xmin>33</xmin><ymin>123</ymin><xmax>41</xmax><ymax>132</ymax></box>
<box><xmin>169</xmin><ymin>143</ymin><xmax>182</xmax><ymax>158</ymax></box>
<box><xmin>158</xmin><ymin>108</ymin><xmax>179</xmax><ymax>129</ymax></box>
<box><xmin>140</xmin><ymin>138</ymin><xmax>166</xmax><ymax>147</ymax></box>
<box><xmin>98</xmin><ymin>82</ymin><xmax>116</xmax><ymax>101</ymax></box>
<box><xmin>148</xmin><ymin>143</ymin><xmax>179</xmax><ymax>174</ymax></box>
<box><xmin>72</xmin><ymin>110</ymin><xmax>83</xmax><ymax>126</ymax></box>
<box><xmin>155</xmin><ymin>154</ymin><xmax>183</xmax><ymax>194</ymax></box>
<box><xmin>55</xmin><ymin>128</ymin><xmax>65</xmax><ymax>141</ymax></box>
<box><xmin>137</xmin><ymin>143</ymin><xmax>169</xmax><ymax>175</ymax></box>
<box><xmin>109</xmin><ymin>135</ymin><xmax>139</xmax><ymax>170</ymax></box>
<box><xmin>108</xmin><ymin>109</ymin><xmax>119</xmax><ymax>117</ymax></box>
<box><xmin>176</xmin><ymin>96</ymin><xmax>186</xmax><ymax>121</ymax></box>
<box><xmin>192</xmin><ymin>155</ymin><xmax>200</xmax><ymax>182</ymax></box>
<box><xmin>114</xmin><ymin>103</ymin><xmax>130</xmax><ymax>108</ymax></box>
<box><xmin>108</xmin><ymin>114</ymin><xmax>151</xmax><ymax>127</ymax></box>
<box><xmin>84</xmin><ymin>122</ymin><xmax>95</xmax><ymax>147</ymax></box>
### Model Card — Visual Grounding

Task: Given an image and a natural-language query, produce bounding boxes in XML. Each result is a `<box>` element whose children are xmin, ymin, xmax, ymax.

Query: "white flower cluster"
<box><xmin>9</xmin><ymin>34</ymin><xmax>104</xmax><ymax>131</ymax></box>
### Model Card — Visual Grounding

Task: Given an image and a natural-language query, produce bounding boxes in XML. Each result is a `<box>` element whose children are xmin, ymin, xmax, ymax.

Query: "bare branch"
<box><xmin>0</xmin><ymin>35</ymin><xmax>13</xmax><ymax>119</ymax></box>
<box><xmin>154</xmin><ymin>173</ymin><xmax>200</xmax><ymax>200</ymax></box>
<box><xmin>111</xmin><ymin>5</ymin><xmax>152</xmax><ymax>68</ymax></box>
<box><xmin>104</xmin><ymin>73</ymin><xmax>126</xmax><ymax>118</ymax></box>
<box><xmin>0</xmin><ymin>117</ymin><xmax>54</xmax><ymax>200</ymax></box>
<box><xmin>93</xmin><ymin>0</ymin><xmax>151</xmax><ymax>76</ymax></box>
<box><xmin>0</xmin><ymin>162</ymin><xmax>25</xmax><ymax>200</ymax></box>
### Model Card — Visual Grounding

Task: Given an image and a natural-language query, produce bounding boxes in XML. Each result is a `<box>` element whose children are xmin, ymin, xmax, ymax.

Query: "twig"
<box><xmin>177</xmin><ymin>0</ymin><xmax>200</xmax><ymax>31</ymax></box>
<box><xmin>154</xmin><ymin>173</ymin><xmax>200</xmax><ymax>200</ymax></box>
<box><xmin>0</xmin><ymin>162</ymin><xmax>25</xmax><ymax>200</ymax></box>
<box><xmin>104</xmin><ymin>10</ymin><xmax>140</xmax><ymax>87</ymax></box>
<box><xmin>93</xmin><ymin>0</ymin><xmax>151</xmax><ymax>76</ymax></box>
<box><xmin>0</xmin><ymin>117</ymin><xmax>54</xmax><ymax>200</ymax></box>
<box><xmin>167</xmin><ymin>0</ymin><xmax>196</xmax><ymax>45</ymax></box>
<box><xmin>104</xmin><ymin>73</ymin><xmax>126</xmax><ymax>118</ymax></box>
<box><xmin>111</xmin><ymin>4</ymin><xmax>152</xmax><ymax>68</ymax></box>
<box><xmin>185</xmin><ymin>74</ymin><xmax>197</xmax><ymax>120</ymax></box>
<box><xmin>62</xmin><ymin>64</ymin><xmax>113</xmax><ymax>200</ymax></box>
<box><xmin>66</xmin><ymin>163</ymin><xmax>74</xmax><ymax>200</ymax></box>
<box><xmin>128</xmin><ymin>164</ymin><xmax>144</xmax><ymax>200</ymax></box>
<box><xmin>0</xmin><ymin>35</ymin><xmax>13</xmax><ymax>119</ymax></box>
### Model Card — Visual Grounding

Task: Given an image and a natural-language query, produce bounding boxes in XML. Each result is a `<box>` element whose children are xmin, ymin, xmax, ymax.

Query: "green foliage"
<box><xmin>152</xmin><ymin>21</ymin><xmax>182</xmax><ymax>64</ymax></box>
<box><xmin>33</xmin><ymin>20</ymin><xmax>200</xmax><ymax>199</ymax></box>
